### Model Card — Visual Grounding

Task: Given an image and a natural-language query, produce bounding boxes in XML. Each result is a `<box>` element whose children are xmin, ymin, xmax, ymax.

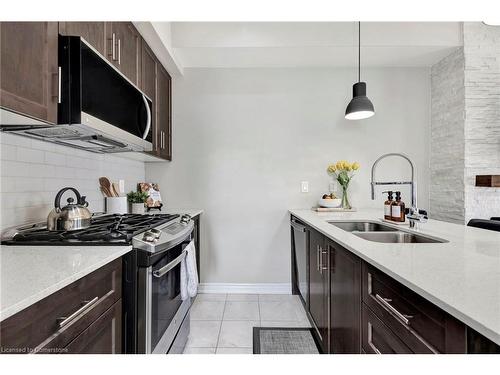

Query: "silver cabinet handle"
<box><xmin>367</xmin><ymin>322</ymin><xmax>381</xmax><ymax>354</ymax></box>
<box><xmin>153</xmin><ymin>250</ymin><xmax>187</xmax><ymax>278</ymax></box>
<box><xmin>316</xmin><ymin>245</ymin><xmax>320</xmax><ymax>271</ymax></box>
<box><xmin>160</xmin><ymin>131</ymin><xmax>164</xmax><ymax>149</ymax></box>
<box><xmin>57</xmin><ymin>296</ymin><xmax>99</xmax><ymax>328</ymax></box>
<box><xmin>117</xmin><ymin>38</ymin><xmax>121</xmax><ymax>65</ymax></box>
<box><xmin>57</xmin><ymin>66</ymin><xmax>62</xmax><ymax>104</ymax></box>
<box><xmin>321</xmin><ymin>249</ymin><xmax>328</xmax><ymax>272</ymax></box>
<box><xmin>111</xmin><ymin>33</ymin><xmax>116</xmax><ymax>61</ymax></box>
<box><xmin>142</xmin><ymin>94</ymin><xmax>151</xmax><ymax>140</ymax></box>
<box><xmin>375</xmin><ymin>294</ymin><xmax>414</xmax><ymax>325</ymax></box>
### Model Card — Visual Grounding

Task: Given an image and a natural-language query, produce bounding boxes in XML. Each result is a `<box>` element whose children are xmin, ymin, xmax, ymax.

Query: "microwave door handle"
<box><xmin>142</xmin><ymin>94</ymin><xmax>151</xmax><ymax>140</ymax></box>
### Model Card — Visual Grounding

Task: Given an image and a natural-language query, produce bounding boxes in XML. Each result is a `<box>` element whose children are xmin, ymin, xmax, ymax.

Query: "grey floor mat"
<box><xmin>253</xmin><ymin>327</ymin><xmax>320</xmax><ymax>354</ymax></box>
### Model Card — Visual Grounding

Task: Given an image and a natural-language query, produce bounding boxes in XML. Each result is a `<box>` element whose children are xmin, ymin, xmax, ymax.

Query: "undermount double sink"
<box><xmin>329</xmin><ymin>221</ymin><xmax>447</xmax><ymax>244</ymax></box>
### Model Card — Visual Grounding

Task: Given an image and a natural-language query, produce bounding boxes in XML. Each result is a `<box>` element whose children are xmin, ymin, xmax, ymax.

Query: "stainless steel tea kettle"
<box><xmin>47</xmin><ymin>187</ymin><xmax>92</xmax><ymax>231</ymax></box>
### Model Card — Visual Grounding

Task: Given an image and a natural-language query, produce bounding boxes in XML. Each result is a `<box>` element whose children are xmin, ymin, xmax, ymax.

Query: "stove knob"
<box><xmin>143</xmin><ymin>232</ymin><xmax>156</xmax><ymax>243</ymax></box>
<box><xmin>180</xmin><ymin>214</ymin><xmax>191</xmax><ymax>225</ymax></box>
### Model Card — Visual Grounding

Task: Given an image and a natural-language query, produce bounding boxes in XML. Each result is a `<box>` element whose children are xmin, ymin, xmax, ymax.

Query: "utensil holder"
<box><xmin>106</xmin><ymin>197</ymin><xmax>128</xmax><ymax>214</ymax></box>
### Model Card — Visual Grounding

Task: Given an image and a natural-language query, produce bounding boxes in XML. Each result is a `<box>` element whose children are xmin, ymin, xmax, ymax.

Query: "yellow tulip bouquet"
<box><xmin>326</xmin><ymin>160</ymin><xmax>360</xmax><ymax>209</ymax></box>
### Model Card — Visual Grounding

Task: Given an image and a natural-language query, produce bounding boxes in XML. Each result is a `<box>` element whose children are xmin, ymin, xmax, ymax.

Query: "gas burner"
<box><xmin>4</xmin><ymin>213</ymin><xmax>180</xmax><ymax>246</ymax></box>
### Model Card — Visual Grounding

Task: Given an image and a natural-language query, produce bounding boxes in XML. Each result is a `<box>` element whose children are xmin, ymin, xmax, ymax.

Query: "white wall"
<box><xmin>0</xmin><ymin>133</ymin><xmax>145</xmax><ymax>229</ymax></box>
<box><xmin>146</xmin><ymin>67</ymin><xmax>431</xmax><ymax>284</ymax></box>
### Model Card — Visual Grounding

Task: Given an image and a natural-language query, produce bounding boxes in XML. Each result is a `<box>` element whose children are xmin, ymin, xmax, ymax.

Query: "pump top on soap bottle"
<box><xmin>391</xmin><ymin>191</ymin><xmax>406</xmax><ymax>222</ymax></box>
<box><xmin>383</xmin><ymin>191</ymin><xmax>393</xmax><ymax>220</ymax></box>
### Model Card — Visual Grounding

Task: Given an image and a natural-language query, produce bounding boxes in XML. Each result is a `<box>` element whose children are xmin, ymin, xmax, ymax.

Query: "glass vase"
<box><xmin>341</xmin><ymin>184</ymin><xmax>351</xmax><ymax>209</ymax></box>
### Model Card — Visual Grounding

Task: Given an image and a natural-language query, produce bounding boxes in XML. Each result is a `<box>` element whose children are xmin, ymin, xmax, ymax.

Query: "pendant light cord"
<box><xmin>358</xmin><ymin>21</ymin><xmax>361</xmax><ymax>82</ymax></box>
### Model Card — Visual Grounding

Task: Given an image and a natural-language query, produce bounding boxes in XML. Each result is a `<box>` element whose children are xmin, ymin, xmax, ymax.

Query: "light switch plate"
<box><xmin>301</xmin><ymin>181</ymin><xmax>309</xmax><ymax>193</ymax></box>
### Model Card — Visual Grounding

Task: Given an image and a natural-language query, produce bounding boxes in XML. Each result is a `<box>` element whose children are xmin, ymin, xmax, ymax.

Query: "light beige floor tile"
<box><xmin>258</xmin><ymin>294</ymin><xmax>298</xmax><ymax>302</ymax></box>
<box><xmin>260</xmin><ymin>320</ymin><xmax>312</xmax><ymax>328</ymax></box>
<box><xmin>259</xmin><ymin>300</ymin><xmax>306</xmax><ymax>321</ymax></box>
<box><xmin>195</xmin><ymin>293</ymin><xmax>227</xmax><ymax>302</ymax></box>
<box><xmin>218</xmin><ymin>320</ymin><xmax>259</xmax><ymax>348</ymax></box>
<box><xmin>183</xmin><ymin>347</ymin><xmax>216</xmax><ymax>354</ymax></box>
<box><xmin>223</xmin><ymin>301</ymin><xmax>260</xmax><ymax>320</ymax></box>
<box><xmin>185</xmin><ymin>320</ymin><xmax>221</xmax><ymax>348</ymax></box>
<box><xmin>191</xmin><ymin>300</ymin><xmax>225</xmax><ymax>320</ymax></box>
<box><xmin>216</xmin><ymin>347</ymin><xmax>254</xmax><ymax>354</ymax></box>
<box><xmin>226</xmin><ymin>293</ymin><xmax>259</xmax><ymax>302</ymax></box>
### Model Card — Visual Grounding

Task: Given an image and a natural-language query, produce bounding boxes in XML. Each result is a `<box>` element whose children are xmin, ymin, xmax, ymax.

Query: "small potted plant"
<box><xmin>127</xmin><ymin>191</ymin><xmax>149</xmax><ymax>214</ymax></box>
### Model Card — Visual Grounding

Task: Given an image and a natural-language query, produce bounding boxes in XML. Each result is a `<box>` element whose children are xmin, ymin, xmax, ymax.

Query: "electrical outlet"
<box><xmin>301</xmin><ymin>181</ymin><xmax>309</xmax><ymax>193</ymax></box>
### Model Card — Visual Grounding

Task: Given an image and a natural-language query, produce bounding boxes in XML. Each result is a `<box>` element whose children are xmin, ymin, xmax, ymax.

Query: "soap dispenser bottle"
<box><xmin>383</xmin><ymin>191</ymin><xmax>393</xmax><ymax>220</ymax></box>
<box><xmin>391</xmin><ymin>191</ymin><xmax>406</xmax><ymax>222</ymax></box>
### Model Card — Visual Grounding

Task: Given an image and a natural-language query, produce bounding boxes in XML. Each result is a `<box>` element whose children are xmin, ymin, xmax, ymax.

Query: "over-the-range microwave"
<box><xmin>0</xmin><ymin>36</ymin><xmax>153</xmax><ymax>153</ymax></box>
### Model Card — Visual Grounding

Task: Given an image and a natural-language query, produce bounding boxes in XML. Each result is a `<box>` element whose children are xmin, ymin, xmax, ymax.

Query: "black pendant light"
<box><xmin>345</xmin><ymin>22</ymin><xmax>375</xmax><ymax>120</ymax></box>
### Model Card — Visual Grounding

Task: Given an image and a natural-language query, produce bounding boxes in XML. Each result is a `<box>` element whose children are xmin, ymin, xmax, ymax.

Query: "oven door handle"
<box><xmin>153</xmin><ymin>250</ymin><xmax>187</xmax><ymax>278</ymax></box>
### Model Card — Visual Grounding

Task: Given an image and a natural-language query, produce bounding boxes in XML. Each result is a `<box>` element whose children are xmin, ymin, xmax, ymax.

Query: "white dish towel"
<box><xmin>180</xmin><ymin>240</ymin><xmax>199</xmax><ymax>301</ymax></box>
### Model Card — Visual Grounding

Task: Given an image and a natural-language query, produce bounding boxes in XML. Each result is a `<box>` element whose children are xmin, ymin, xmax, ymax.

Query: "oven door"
<box><xmin>141</xmin><ymin>243</ymin><xmax>191</xmax><ymax>354</ymax></box>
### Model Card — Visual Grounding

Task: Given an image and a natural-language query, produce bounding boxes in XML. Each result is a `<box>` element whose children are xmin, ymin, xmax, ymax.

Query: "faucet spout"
<box><xmin>370</xmin><ymin>153</ymin><xmax>426</xmax><ymax>228</ymax></box>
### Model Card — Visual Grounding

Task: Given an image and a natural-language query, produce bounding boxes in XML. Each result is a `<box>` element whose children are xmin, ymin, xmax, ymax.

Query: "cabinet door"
<box><xmin>308</xmin><ymin>229</ymin><xmax>328</xmax><ymax>352</ymax></box>
<box><xmin>58</xmin><ymin>22</ymin><xmax>106</xmax><ymax>56</ymax></box>
<box><xmin>0</xmin><ymin>22</ymin><xmax>58</xmax><ymax>123</ymax></box>
<box><xmin>64</xmin><ymin>300</ymin><xmax>122</xmax><ymax>354</ymax></box>
<box><xmin>107</xmin><ymin>22</ymin><xmax>141</xmax><ymax>85</ymax></box>
<box><xmin>157</xmin><ymin>64</ymin><xmax>172</xmax><ymax>160</ymax></box>
<box><xmin>329</xmin><ymin>239</ymin><xmax>361</xmax><ymax>353</ymax></box>
<box><xmin>140</xmin><ymin>41</ymin><xmax>158</xmax><ymax>152</ymax></box>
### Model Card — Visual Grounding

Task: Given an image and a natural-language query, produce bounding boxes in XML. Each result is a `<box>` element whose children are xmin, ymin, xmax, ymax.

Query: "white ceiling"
<box><xmin>169</xmin><ymin>22</ymin><xmax>463</xmax><ymax>68</ymax></box>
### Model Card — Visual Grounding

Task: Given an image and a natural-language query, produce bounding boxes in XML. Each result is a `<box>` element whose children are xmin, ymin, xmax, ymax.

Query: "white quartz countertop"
<box><xmin>0</xmin><ymin>245</ymin><xmax>132</xmax><ymax>322</ymax></box>
<box><xmin>289</xmin><ymin>208</ymin><xmax>500</xmax><ymax>345</ymax></box>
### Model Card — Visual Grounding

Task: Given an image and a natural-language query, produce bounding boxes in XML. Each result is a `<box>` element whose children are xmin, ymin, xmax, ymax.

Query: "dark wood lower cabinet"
<box><xmin>0</xmin><ymin>259</ymin><xmax>122</xmax><ymax>354</ymax></box>
<box><xmin>308</xmin><ymin>229</ymin><xmax>329</xmax><ymax>352</ymax></box>
<box><xmin>328</xmin><ymin>239</ymin><xmax>361</xmax><ymax>354</ymax></box>
<box><xmin>292</xmin><ymin>219</ymin><xmax>499</xmax><ymax>355</ymax></box>
<box><xmin>64</xmin><ymin>300</ymin><xmax>122</xmax><ymax>354</ymax></box>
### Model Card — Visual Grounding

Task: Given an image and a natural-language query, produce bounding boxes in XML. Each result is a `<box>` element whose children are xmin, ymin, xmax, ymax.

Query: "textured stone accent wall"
<box><xmin>431</xmin><ymin>23</ymin><xmax>500</xmax><ymax>223</ymax></box>
<box><xmin>430</xmin><ymin>48</ymin><xmax>466</xmax><ymax>223</ymax></box>
<box><xmin>463</xmin><ymin>22</ymin><xmax>500</xmax><ymax>222</ymax></box>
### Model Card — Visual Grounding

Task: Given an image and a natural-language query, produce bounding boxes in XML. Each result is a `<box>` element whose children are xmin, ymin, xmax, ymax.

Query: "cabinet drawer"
<box><xmin>362</xmin><ymin>263</ymin><xmax>465</xmax><ymax>353</ymax></box>
<box><xmin>64</xmin><ymin>299</ymin><xmax>122</xmax><ymax>354</ymax></box>
<box><xmin>0</xmin><ymin>259</ymin><xmax>122</xmax><ymax>354</ymax></box>
<box><xmin>362</xmin><ymin>304</ymin><xmax>412</xmax><ymax>354</ymax></box>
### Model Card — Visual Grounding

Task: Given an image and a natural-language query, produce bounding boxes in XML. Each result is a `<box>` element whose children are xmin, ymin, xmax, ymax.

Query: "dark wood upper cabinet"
<box><xmin>156</xmin><ymin>64</ymin><xmax>172</xmax><ymax>160</ymax></box>
<box><xmin>328</xmin><ymin>239</ymin><xmax>361</xmax><ymax>354</ymax></box>
<box><xmin>106</xmin><ymin>22</ymin><xmax>141</xmax><ymax>86</ymax></box>
<box><xmin>58</xmin><ymin>22</ymin><xmax>106</xmax><ymax>56</ymax></box>
<box><xmin>0</xmin><ymin>22</ymin><xmax>58</xmax><ymax>124</ymax></box>
<box><xmin>140</xmin><ymin>42</ymin><xmax>158</xmax><ymax>153</ymax></box>
<box><xmin>308</xmin><ymin>229</ymin><xmax>328</xmax><ymax>352</ymax></box>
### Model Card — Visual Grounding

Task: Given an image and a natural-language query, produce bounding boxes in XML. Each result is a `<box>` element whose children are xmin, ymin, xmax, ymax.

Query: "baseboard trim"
<box><xmin>198</xmin><ymin>283</ymin><xmax>292</xmax><ymax>294</ymax></box>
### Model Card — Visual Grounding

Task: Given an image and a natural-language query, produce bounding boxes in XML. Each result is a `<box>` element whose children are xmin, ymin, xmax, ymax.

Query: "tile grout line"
<box><xmin>214</xmin><ymin>294</ymin><xmax>228</xmax><ymax>352</ymax></box>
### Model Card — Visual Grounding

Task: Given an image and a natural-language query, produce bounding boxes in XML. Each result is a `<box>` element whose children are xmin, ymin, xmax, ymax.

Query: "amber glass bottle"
<box><xmin>390</xmin><ymin>191</ymin><xmax>406</xmax><ymax>222</ymax></box>
<box><xmin>383</xmin><ymin>191</ymin><xmax>393</xmax><ymax>220</ymax></box>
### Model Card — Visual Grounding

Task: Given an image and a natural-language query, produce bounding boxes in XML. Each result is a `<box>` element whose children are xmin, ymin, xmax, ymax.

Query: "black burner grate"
<box><xmin>7</xmin><ymin>214</ymin><xmax>180</xmax><ymax>246</ymax></box>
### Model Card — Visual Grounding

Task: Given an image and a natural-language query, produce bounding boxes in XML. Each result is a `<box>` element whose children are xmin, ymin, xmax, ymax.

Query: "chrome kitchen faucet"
<box><xmin>370</xmin><ymin>153</ymin><xmax>427</xmax><ymax>228</ymax></box>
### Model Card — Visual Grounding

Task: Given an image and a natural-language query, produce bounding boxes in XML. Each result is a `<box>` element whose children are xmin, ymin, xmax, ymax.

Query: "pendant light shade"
<box><xmin>345</xmin><ymin>22</ymin><xmax>375</xmax><ymax>120</ymax></box>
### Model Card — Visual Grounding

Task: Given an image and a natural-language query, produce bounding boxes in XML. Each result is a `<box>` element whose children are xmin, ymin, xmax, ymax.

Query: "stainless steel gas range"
<box><xmin>2</xmin><ymin>213</ymin><xmax>195</xmax><ymax>354</ymax></box>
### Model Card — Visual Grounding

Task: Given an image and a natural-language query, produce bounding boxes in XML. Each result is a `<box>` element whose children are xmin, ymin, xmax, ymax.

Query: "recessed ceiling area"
<box><xmin>169</xmin><ymin>22</ymin><xmax>463</xmax><ymax>68</ymax></box>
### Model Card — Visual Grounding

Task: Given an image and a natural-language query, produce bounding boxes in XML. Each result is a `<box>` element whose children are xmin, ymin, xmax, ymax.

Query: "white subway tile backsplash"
<box><xmin>1</xmin><ymin>133</ymin><xmax>146</xmax><ymax>228</ymax></box>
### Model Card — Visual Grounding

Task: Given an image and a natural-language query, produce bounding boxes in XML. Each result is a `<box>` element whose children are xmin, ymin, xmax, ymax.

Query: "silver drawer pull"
<box><xmin>375</xmin><ymin>294</ymin><xmax>414</xmax><ymax>325</ymax></box>
<box><xmin>153</xmin><ymin>250</ymin><xmax>187</xmax><ymax>278</ymax></box>
<box><xmin>57</xmin><ymin>296</ymin><xmax>99</xmax><ymax>328</ymax></box>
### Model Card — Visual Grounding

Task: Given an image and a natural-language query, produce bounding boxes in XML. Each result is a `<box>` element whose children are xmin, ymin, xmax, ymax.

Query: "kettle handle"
<box><xmin>54</xmin><ymin>187</ymin><xmax>82</xmax><ymax>211</ymax></box>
